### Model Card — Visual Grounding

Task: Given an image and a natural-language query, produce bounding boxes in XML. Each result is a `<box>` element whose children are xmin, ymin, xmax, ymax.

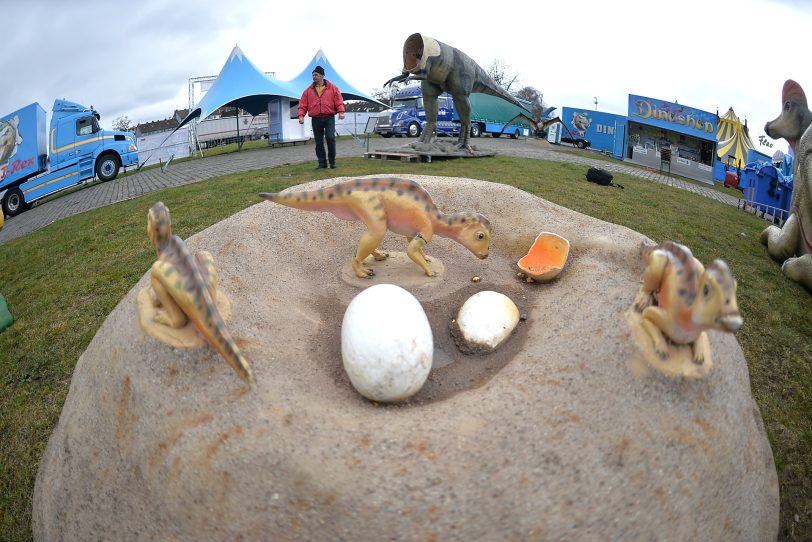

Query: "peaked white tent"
<box><xmin>286</xmin><ymin>49</ymin><xmax>385</xmax><ymax>104</ymax></box>
<box><xmin>176</xmin><ymin>46</ymin><xmax>384</xmax><ymax>140</ymax></box>
<box><xmin>177</xmin><ymin>46</ymin><xmax>299</xmax><ymax>132</ymax></box>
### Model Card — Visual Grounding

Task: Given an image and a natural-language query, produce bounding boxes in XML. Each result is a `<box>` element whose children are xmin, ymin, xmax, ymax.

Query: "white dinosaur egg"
<box><xmin>456</xmin><ymin>291</ymin><xmax>520</xmax><ymax>351</ymax></box>
<box><xmin>341</xmin><ymin>284</ymin><xmax>433</xmax><ymax>402</ymax></box>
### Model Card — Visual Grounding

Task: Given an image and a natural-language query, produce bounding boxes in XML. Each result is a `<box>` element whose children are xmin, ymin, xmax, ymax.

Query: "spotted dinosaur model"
<box><xmin>259</xmin><ymin>177</ymin><xmax>491</xmax><ymax>278</ymax></box>
<box><xmin>146</xmin><ymin>201</ymin><xmax>254</xmax><ymax>384</ymax></box>
<box><xmin>761</xmin><ymin>79</ymin><xmax>812</xmax><ymax>292</ymax></box>
<box><xmin>632</xmin><ymin>241</ymin><xmax>743</xmax><ymax>366</ymax></box>
<box><xmin>384</xmin><ymin>33</ymin><xmax>534</xmax><ymax>150</ymax></box>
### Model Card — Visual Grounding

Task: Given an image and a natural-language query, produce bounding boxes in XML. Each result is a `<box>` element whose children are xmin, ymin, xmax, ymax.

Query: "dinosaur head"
<box><xmin>147</xmin><ymin>201</ymin><xmax>173</xmax><ymax>253</ymax></box>
<box><xmin>402</xmin><ymin>33</ymin><xmax>441</xmax><ymax>74</ymax></box>
<box><xmin>455</xmin><ymin>213</ymin><xmax>492</xmax><ymax>260</ymax></box>
<box><xmin>696</xmin><ymin>259</ymin><xmax>743</xmax><ymax>333</ymax></box>
<box><xmin>764</xmin><ymin>79</ymin><xmax>810</xmax><ymax>152</ymax></box>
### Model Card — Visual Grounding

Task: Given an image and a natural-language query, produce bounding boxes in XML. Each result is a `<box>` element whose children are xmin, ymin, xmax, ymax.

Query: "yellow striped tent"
<box><xmin>716</xmin><ymin>107</ymin><xmax>755</xmax><ymax>169</ymax></box>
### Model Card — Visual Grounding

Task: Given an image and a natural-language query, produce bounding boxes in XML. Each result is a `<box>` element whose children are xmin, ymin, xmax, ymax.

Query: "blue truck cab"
<box><xmin>374</xmin><ymin>85</ymin><xmax>534</xmax><ymax>140</ymax></box>
<box><xmin>374</xmin><ymin>86</ymin><xmax>460</xmax><ymax>138</ymax></box>
<box><xmin>0</xmin><ymin>99</ymin><xmax>138</xmax><ymax>217</ymax></box>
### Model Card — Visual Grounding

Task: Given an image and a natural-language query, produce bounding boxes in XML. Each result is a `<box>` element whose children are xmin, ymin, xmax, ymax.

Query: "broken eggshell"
<box><xmin>517</xmin><ymin>232</ymin><xmax>570</xmax><ymax>282</ymax></box>
<box><xmin>341</xmin><ymin>284</ymin><xmax>433</xmax><ymax>402</ymax></box>
<box><xmin>455</xmin><ymin>291</ymin><xmax>520</xmax><ymax>352</ymax></box>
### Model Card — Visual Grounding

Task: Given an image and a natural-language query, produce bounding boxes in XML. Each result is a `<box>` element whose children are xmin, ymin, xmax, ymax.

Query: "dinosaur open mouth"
<box><xmin>403</xmin><ymin>33</ymin><xmax>423</xmax><ymax>72</ymax></box>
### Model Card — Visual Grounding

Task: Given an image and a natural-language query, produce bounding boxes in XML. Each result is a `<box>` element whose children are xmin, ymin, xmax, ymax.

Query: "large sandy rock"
<box><xmin>33</xmin><ymin>176</ymin><xmax>778</xmax><ymax>541</ymax></box>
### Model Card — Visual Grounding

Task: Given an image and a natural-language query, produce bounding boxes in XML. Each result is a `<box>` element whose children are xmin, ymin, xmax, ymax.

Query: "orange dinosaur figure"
<box><xmin>260</xmin><ymin>177</ymin><xmax>491</xmax><ymax>278</ymax></box>
<box><xmin>632</xmin><ymin>241</ymin><xmax>743</xmax><ymax>368</ymax></box>
<box><xmin>144</xmin><ymin>201</ymin><xmax>254</xmax><ymax>384</ymax></box>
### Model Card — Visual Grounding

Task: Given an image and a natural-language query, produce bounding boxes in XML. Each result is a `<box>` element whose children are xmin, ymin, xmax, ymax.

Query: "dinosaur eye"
<box><xmin>785</xmin><ymin>101</ymin><xmax>790</xmax><ymax>111</ymax></box>
<box><xmin>703</xmin><ymin>284</ymin><xmax>710</xmax><ymax>297</ymax></box>
<box><xmin>476</xmin><ymin>231</ymin><xmax>485</xmax><ymax>240</ymax></box>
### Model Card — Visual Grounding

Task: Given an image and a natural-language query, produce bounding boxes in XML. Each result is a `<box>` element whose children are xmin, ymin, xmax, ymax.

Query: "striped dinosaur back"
<box><xmin>168</xmin><ymin>237</ymin><xmax>253</xmax><ymax>384</ymax></box>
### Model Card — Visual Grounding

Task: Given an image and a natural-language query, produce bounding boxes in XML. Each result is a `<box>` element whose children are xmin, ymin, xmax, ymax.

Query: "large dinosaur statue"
<box><xmin>384</xmin><ymin>33</ymin><xmax>533</xmax><ymax>151</ymax></box>
<box><xmin>259</xmin><ymin>177</ymin><xmax>491</xmax><ymax>278</ymax></box>
<box><xmin>761</xmin><ymin>79</ymin><xmax>812</xmax><ymax>292</ymax></box>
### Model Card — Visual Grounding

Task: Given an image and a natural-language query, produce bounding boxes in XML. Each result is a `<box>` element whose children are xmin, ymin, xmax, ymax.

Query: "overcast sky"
<box><xmin>2</xmin><ymin>0</ymin><xmax>809</xmax><ymax>154</ymax></box>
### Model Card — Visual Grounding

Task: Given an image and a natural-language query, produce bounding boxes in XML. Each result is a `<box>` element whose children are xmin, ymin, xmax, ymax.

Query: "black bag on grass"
<box><xmin>585</xmin><ymin>167</ymin><xmax>624</xmax><ymax>188</ymax></box>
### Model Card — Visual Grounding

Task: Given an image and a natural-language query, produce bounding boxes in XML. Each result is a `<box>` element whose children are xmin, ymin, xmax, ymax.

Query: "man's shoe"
<box><xmin>329</xmin><ymin>163</ymin><xmax>337</xmax><ymax>169</ymax></box>
<box><xmin>316</xmin><ymin>164</ymin><xmax>328</xmax><ymax>169</ymax></box>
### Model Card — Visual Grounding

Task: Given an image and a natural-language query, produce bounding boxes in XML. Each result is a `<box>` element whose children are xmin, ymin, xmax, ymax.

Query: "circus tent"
<box><xmin>716</xmin><ymin>107</ymin><xmax>755</xmax><ymax>169</ymax></box>
<box><xmin>285</xmin><ymin>49</ymin><xmax>384</xmax><ymax>104</ymax></box>
<box><xmin>176</xmin><ymin>46</ymin><xmax>299</xmax><ymax>132</ymax></box>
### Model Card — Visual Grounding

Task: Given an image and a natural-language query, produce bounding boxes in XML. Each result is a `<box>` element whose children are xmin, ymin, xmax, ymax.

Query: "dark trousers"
<box><xmin>311</xmin><ymin>115</ymin><xmax>336</xmax><ymax>166</ymax></box>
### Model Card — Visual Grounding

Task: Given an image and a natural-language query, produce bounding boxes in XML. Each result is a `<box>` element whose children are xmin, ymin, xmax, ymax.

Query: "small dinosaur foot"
<box><xmin>351</xmin><ymin>259</ymin><xmax>376</xmax><ymax>279</ymax></box>
<box><xmin>654</xmin><ymin>343</ymin><xmax>669</xmax><ymax>361</ymax></box>
<box><xmin>632</xmin><ymin>291</ymin><xmax>653</xmax><ymax>312</ymax></box>
<box><xmin>372</xmin><ymin>250</ymin><xmax>389</xmax><ymax>262</ymax></box>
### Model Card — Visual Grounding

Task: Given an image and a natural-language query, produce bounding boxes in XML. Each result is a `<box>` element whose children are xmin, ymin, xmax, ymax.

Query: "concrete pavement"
<box><xmin>0</xmin><ymin>137</ymin><xmax>741</xmax><ymax>245</ymax></box>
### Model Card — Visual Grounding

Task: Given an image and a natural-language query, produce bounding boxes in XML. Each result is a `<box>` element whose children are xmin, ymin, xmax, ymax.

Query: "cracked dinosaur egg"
<box><xmin>455</xmin><ymin>291</ymin><xmax>520</xmax><ymax>351</ymax></box>
<box><xmin>341</xmin><ymin>284</ymin><xmax>433</xmax><ymax>402</ymax></box>
<box><xmin>517</xmin><ymin>232</ymin><xmax>570</xmax><ymax>282</ymax></box>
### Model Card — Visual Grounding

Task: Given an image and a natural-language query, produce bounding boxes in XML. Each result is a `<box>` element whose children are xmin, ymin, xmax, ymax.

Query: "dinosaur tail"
<box><xmin>182</xmin><ymin>258</ymin><xmax>255</xmax><ymax>385</ymax></box>
<box><xmin>188</xmin><ymin>296</ymin><xmax>255</xmax><ymax>385</ymax></box>
<box><xmin>471</xmin><ymin>63</ymin><xmax>530</xmax><ymax>114</ymax></box>
<box><xmin>259</xmin><ymin>190</ymin><xmax>318</xmax><ymax>210</ymax></box>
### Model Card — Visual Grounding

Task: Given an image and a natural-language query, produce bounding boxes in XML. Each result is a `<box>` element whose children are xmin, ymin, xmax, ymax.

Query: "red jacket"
<box><xmin>298</xmin><ymin>80</ymin><xmax>345</xmax><ymax>118</ymax></box>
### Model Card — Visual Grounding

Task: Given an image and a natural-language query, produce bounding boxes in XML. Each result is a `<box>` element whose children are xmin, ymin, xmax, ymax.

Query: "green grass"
<box><xmin>1</xmin><ymin>156</ymin><xmax>810</xmax><ymax>541</ymax></box>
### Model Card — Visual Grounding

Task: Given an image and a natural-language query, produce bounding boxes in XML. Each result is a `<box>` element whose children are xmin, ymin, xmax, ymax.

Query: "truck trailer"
<box><xmin>0</xmin><ymin>100</ymin><xmax>138</xmax><ymax>217</ymax></box>
<box><xmin>374</xmin><ymin>86</ymin><xmax>533</xmax><ymax>139</ymax></box>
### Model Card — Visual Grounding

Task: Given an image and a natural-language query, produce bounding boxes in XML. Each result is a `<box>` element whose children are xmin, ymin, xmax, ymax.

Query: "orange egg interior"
<box><xmin>517</xmin><ymin>232</ymin><xmax>570</xmax><ymax>281</ymax></box>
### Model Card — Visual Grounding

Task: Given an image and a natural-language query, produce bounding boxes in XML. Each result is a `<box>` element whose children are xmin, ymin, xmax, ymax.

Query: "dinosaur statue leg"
<box><xmin>418</xmin><ymin>81</ymin><xmax>441</xmax><ymax>144</ymax></box>
<box><xmin>195</xmin><ymin>250</ymin><xmax>218</xmax><ymax>302</ymax></box>
<box><xmin>351</xmin><ymin>196</ymin><xmax>388</xmax><ymax>278</ymax></box>
<box><xmin>782</xmin><ymin>253</ymin><xmax>812</xmax><ymax>290</ymax></box>
<box><xmin>639</xmin><ymin>306</ymin><xmax>671</xmax><ymax>360</ymax></box>
<box><xmin>760</xmin><ymin>213</ymin><xmax>799</xmax><ymax>262</ymax></box>
<box><xmin>454</xmin><ymin>94</ymin><xmax>472</xmax><ymax>150</ymax></box>
<box><xmin>691</xmin><ymin>331</ymin><xmax>711</xmax><ymax>365</ymax></box>
<box><xmin>406</xmin><ymin>236</ymin><xmax>430</xmax><ymax>261</ymax></box>
<box><xmin>633</xmin><ymin>252</ymin><xmax>668</xmax><ymax>312</ymax></box>
<box><xmin>406</xmin><ymin>235</ymin><xmax>435</xmax><ymax>277</ymax></box>
<box><xmin>150</xmin><ymin>262</ymin><xmax>189</xmax><ymax>328</ymax></box>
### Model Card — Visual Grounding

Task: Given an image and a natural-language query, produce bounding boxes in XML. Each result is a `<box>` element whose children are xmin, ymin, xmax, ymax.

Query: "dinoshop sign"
<box><xmin>628</xmin><ymin>94</ymin><xmax>717</xmax><ymax>138</ymax></box>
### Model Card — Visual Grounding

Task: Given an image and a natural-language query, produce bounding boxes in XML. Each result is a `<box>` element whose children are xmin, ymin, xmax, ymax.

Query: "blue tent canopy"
<box><xmin>177</xmin><ymin>46</ymin><xmax>299</xmax><ymax>130</ymax></box>
<box><xmin>286</xmin><ymin>49</ymin><xmax>385</xmax><ymax>104</ymax></box>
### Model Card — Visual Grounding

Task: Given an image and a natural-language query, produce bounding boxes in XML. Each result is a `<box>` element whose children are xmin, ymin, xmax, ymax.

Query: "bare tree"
<box><xmin>112</xmin><ymin>115</ymin><xmax>134</xmax><ymax>132</ymax></box>
<box><xmin>371</xmin><ymin>82</ymin><xmax>402</xmax><ymax>107</ymax></box>
<box><xmin>486</xmin><ymin>60</ymin><xmax>520</xmax><ymax>93</ymax></box>
<box><xmin>514</xmin><ymin>86</ymin><xmax>547</xmax><ymax>121</ymax></box>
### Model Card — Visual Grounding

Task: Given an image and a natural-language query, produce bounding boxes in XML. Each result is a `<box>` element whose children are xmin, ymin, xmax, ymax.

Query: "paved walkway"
<box><xmin>0</xmin><ymin>137</ymin><xmax>740</xmax><ymax>245</ymax></box>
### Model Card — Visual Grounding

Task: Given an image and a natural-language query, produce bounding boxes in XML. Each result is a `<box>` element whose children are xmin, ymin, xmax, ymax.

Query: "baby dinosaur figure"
<box><xmin>259</xmin><ymin>177</ymin><xmax>491</xmax><ymax>278</ymax></box>
<box><xmin>632</xmin><ymin>241</ymin><xmax>743</xmax><ymax>366</ymax></box>
<box><xmin>146</xmin><ymin>201</ymin><xmax>254</xmax><ymax>384</ymax></box>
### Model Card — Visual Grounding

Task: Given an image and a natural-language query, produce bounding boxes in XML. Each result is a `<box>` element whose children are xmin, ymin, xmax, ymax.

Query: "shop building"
<box><xmin>625</xmin><ymin>95</ymin><xmax>718</xmax><ymax>183</ymax></box>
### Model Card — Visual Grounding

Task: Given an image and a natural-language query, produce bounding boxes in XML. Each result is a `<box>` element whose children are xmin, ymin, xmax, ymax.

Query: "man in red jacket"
<box><xmin>298</xmin><ymin>65</ymin><xmax>346</xmax><ymax>169</ymax></box>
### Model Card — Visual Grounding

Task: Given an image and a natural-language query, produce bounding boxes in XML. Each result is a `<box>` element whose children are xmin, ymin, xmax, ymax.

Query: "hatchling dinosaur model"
<box><xmin>384</xmin><ymin>33</ymin><xmax>534</xmax><ymax>150</ymax></box>
<box><xmin>259</xmin><ymin>177</ymin><xmax>491</xmax><ymax>278</ymax></box>
<box><xmin>632</xmin><ymin>241</ymin><xmax>743</xmax><ymax>367</ymax></box>
<box><xmin>145</xmin><ymin>201</ymin><xmax>254</xmax><ymax>384</ymax></box>
<box><xmin>761</xmin><ymin>79</ymin><xmax>812</xmax><ymax>292</ymax></box>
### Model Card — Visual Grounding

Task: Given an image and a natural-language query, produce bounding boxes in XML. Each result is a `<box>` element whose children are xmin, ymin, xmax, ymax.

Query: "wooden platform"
<box><xmin>364</xmin><ymin>149</ymin><xmax>495</xmax><ymax>163</ymax></box>
<box><xmin>364</xmin><ymin>151</ymin><xmax>432</xmax><ymax>163</ymax></box>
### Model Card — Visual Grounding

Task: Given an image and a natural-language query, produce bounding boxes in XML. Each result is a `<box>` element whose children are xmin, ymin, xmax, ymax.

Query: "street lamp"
<box><xmin>594</xmin><ymin>97</ymin><xmax>598</xmax><ymax>111</ymax></box>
